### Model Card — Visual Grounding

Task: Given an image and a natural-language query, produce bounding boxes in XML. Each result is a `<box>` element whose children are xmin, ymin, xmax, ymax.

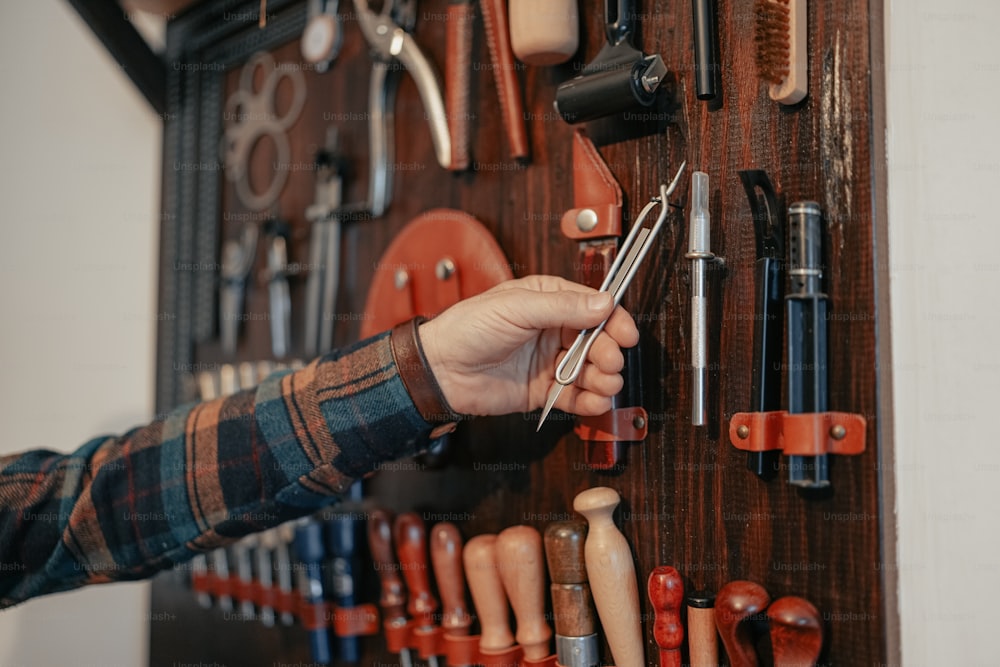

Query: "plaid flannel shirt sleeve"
<box><xmin>0</xmin><ymin>332</ymin><xmax>435</xmax><ymax>609</ymax></box>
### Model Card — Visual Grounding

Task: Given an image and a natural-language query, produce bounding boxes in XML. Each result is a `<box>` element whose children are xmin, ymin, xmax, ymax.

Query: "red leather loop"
<box><xmin>330</xmin><ymin>603</ymin><xmax>380</xmax><ymax>637</ymax></box>
<box><xmin>480</xmin><ymin>644</ymin><xmax>524</xmax><ymax>667</ymax></box>
<box><xmin>521</xmin><ymin>655</ymin><xmax>559</xmax><ymax>667</ymax></box>
<box><xmin>729</xmin><ymin>411</ymin><xmax>867</xmax><ymax>456</ymax></box>
<box><xmin>384</xmin><ymin>620</ymin><xmax>414</xmax><ymax>653</ymax></box>
<box><xmin>413</xmin><ymin>626</ymin><xmax>446</xmax><ymax>659</ymax></box>
<box><xmin>443</xmin><ymin>633</ymin><xmax>481</xmax><ymax>667</ymax></box>
<box><xmin>575</xmin><ymin>407</ymin><xmax>649</xmax><ymax>442</ymax></box>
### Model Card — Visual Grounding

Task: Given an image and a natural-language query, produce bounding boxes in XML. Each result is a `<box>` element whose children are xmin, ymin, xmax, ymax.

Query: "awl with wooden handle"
<box><xmin>430</xmin><ymin>522</ymin><xmax>472</xmax><ymax>637</ymax></box>
<box><xmin>463</xmin><ymin>534</ymin><xmax>517</xmax><ymax>655</ymax></box>
<box><xmin>367</xmin><ymin>510</ymin><xmax>413</xmax><ymax>667</ymax></box>
<box><xmin>544</xmin><ymin>521</ymin><xmax>599</xmax><ymax>667</ymax></box>
<box><xmin>573</xmin><ymin>487</ymin><xmax>644</xmax><ymax>667</ymax></box>
<box><xmin>395</xmin><ymin>513</ymin><xmax>443</xmax><ymax>667</ymax></box>
<box><xmin>648</xmin><ymin>566</ymin><xmax>684</xmax><ymax>667</ymax></box>
<box><xmin>495</xmin><ymin>525</ymin><xmax>553</xmax><ymax>660</ymax></box>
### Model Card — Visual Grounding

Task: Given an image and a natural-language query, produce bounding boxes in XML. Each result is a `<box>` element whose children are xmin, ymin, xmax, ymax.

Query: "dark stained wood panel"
<box><xmin>152</xmin><ymin>0</ymin><xmax>892</xmax><ymax>664</ymax></box>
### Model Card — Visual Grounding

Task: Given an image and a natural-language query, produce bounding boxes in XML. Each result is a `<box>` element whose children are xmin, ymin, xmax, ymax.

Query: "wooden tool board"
<box><xmin>151</xmin><ymin>0</ymin><xmax>895</xmax><ymax>664</ymax></box>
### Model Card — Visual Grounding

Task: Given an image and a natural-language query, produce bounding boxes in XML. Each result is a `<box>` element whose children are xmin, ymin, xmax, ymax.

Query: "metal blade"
<box><xmin>537</xmin><ymin>381</ymin><xmax>566</xmax><ymax>431</ymax></box>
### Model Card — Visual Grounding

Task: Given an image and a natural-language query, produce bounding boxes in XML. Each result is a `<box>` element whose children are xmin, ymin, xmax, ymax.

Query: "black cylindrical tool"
<box><xmin>786</xmin><ymin>201</ymin><xmax>830</xmax><ymax>488</ymax></box>
<box><xmin>692</xmin><ymin>0</ymin><xmax>718</xmax><ymax>99</ymax></box>
<box><xmin>554</xmin><ymin>0</ymin><xmax>667</xmax><ymax>123</ymax></box>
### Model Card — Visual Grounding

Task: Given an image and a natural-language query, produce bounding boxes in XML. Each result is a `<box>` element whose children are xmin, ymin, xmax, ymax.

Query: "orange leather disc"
<box><xmin>360</xmin><ymin>209</ymin><xmax>514</xmax><ymax>338</ymax></box>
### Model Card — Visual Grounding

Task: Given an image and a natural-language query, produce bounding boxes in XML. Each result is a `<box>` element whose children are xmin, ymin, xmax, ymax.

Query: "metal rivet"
<box><xmin>736</xmin><ymin>425</ymin><xmax>750</xmax><ymax>439</ymax></box>
<box><xmin>436</xmin><ymin>257</ymin><xmax>456</xmax><ymax>280</ymax></box>
<box><xmin>830</xmin><ymin>424</ymin><xmax>847</xmax><ymax>440</ymax></box>
<box><xmin>576</xmin><ymin>209</ymin><xmax>598</xmax><ymax>232</ymax></box>
<box><xmin>394</xmin><ymin>269</ymin><xmax>409</xmax><ymax>290</ymax></box>
<box><xmin>632</xmin><ymin>416</ymin><xmax>646</xmax><ymax>430</ymax></box>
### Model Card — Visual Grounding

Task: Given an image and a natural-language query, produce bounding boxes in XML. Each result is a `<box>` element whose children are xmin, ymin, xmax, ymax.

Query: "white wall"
<box><xmin>886</xmin><ymin>1</ymin><xmax>1000</xmax><ymax>664</ymax></box>
<box><xmin>0</xmin><ymin>2</ymin><xmax>160</xmax><ymax>666</ymax></box>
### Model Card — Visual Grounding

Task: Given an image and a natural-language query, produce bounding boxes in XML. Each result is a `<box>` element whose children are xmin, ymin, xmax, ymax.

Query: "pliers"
<box><xmin>355</xmin><ymin>0</ymin><xmax>451</xmax><ymax>215</ymax></box>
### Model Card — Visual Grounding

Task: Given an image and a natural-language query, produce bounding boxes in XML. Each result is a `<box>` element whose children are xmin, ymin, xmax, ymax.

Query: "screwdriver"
<box><xmin>326</xmin><ymin>509</ymin><xmax>362</xmax><ymax>662</ymax></box>
<box><xmin>495</xmin><ymin>526</ymin><xmax>553</xmax><ymax>660</ymax></box>
<box><xmin>294</xmin><ymin>518</ymin><xmax>332</xmax><ymax>665</ymax></box>
<box><xmin>367</xmin><ymin>510</ymin><xmax>413</xmax><ymax>667</ymax></box>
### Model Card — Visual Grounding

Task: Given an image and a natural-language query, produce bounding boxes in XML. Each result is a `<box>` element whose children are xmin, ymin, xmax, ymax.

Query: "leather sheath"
<box><xmin>447</xmin><ymin>0</ymin><xmax>475</xmax><ymax>170</ymax></box>
<box><xmin>360</xmin><ymin>208</ymin><xmax>514</xmax><ymax>338</ymax></box>
<box><xmin>563</xmin><ymin>130</ymin><xmax>648</xmax><ymax>467</ymax></box>
<box><xmin>480</xmin><ymin>0</ymin><xmax>529</xmax><ymax>160</ymax></box>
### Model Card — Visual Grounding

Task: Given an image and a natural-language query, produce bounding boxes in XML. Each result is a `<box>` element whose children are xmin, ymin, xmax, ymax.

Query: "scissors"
<box><xmin>537</xmin><ymin>161</ymin><xmax>687</xmax><ymax>431</ymax></box>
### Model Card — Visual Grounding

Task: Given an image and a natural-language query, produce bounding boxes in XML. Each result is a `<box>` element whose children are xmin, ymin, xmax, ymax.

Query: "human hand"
<box><xmin>419</xmin><ymin>275</ymin><xmax>640</xmax><ymax>417</ymax></box>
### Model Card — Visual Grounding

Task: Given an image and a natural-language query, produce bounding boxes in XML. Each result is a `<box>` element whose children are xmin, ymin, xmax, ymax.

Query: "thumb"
<box><xmin>502</xmin><ymin>289</ymin><xmax>614</xmax><ymax>331</ymax></box>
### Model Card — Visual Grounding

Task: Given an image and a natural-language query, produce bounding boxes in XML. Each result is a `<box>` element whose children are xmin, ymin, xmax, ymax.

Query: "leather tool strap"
<box><xmin>563</xmin><ymin>130</ymin><xmax>648</xmax><ymax>468</ymax></box>
<box><xmin>360</xmin><ymin>209</ymin><xmax>514</xmax><ymax>339</ymax></box>
<box><xmin>480</xmin><ymin>0</ymin><xmax>529</xmax><ymax>160</ymax></box>
<box><xmin>447</xmin><ymin>0</ymin><xmax>475</xmax><ymax>171</ymax></box>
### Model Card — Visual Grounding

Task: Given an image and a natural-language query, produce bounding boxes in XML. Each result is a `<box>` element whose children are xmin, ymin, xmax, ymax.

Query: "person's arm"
<box><xmin>0</xmin><ymin>276</ymin><xmax>638</xmax><ymax>609</ymax></box>
<box><xmin>0</xmin><ymin>331</ymin><xmax>436</xmax><ymax>609</ymax></box>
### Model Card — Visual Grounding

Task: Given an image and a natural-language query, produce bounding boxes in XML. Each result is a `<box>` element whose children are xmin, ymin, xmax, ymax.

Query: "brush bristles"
<box><xmin>754</xmin><ymin>0</ymin><xmax>791</xmax><ymax>84</ymax></box>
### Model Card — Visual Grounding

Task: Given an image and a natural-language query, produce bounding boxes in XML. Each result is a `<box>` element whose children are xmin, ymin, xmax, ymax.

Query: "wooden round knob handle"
<box><xmin>687</xmin><ymin>592</ymin><xmax>719</xmax><ymax>667</ymax></box>
<box><xmin>544</xmin><ymin>520</ymin><xmax>588</xmax><ymax>585</ymax></box>
<box><xmin>367</xmin><ymin>509</ymin><xmax>406</xmax><ymax>621</ymax></box>
<box><xmin>715</xmin><ymin>580</ymin><xmax>771</xmax><ymax>667</ymax></box>
<box><xmin>508</xmin><ymin>0</ymin><xmax>579</xmax><ymax>66</ymax></box>
<box><xmin>572</xmin><ymin>487</ymin><xmax>645</xmax><ymax>667</ymax></box>
<box><xmin>495</xmin><ymin>525</ymin><xmax>553</xmax><ymax>660</ymax></box>
<box><xmin>768</xmin><ymin>596</ymin><xmax>823</xmax><ymax>667</ymax></box>
<box><xmin>430</xmin><ymin>522</ymin><xmax>472</xmax><ymax>635</ymax></box>
<box><xmin>648</xmin><ymin>566</ymin><xmax>684</xmax><ymax>667</ymax></box>
<box><xmin>393</xmin><ymin>512</ymin><xmax>438</xmax><ymax>626</ymax></box>
<box><xmin>463</xmin><ymin>534</ymin><xmax>515</xmax><ymax>652</ymax></box>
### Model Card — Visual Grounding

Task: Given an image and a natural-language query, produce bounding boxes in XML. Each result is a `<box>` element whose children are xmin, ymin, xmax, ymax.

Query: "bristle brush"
<box><xmin>754</xmin><ymin>0</ymin><xmax>807</xmax><ymax>104</ymax></box>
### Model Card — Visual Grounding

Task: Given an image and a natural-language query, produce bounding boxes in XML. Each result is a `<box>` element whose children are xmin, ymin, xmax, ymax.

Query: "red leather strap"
<box><xmin>296</xmin><ymin>594</ymin><xmax>327</xmax><ymax>632</ymax></box>
<box><xmin>443</xmin><ymin>633</ymin><xmax>481</xmax><ymax>667</ymax></box>
<box><xmin>480</xmin><ymin>644</ymin><xmax>524</xmax><ymax>667</ymax></box>
<box><xmin>575</xmin><ymin>407</ymin><xmax>648</xmax><ymax>442</ymax></box>
<box><xmin>232</xmin><ymin>578</ymin><xmax>254</xmax><ymax>604</ymax></box>
<box><xmin>190</xmin><ymin>570</ymin><xmax>210</xmax><ymax>594</ymax></box>
<box><xmin>273</xmin><ymin>588</ymin><xmax>297</xmax><ymax>616</ymax></box>
<box><xmin>729</xmin><ymin>411</ymin><xmax>867</xmax><ymax>456</ymax></box>
<box><xmin>384</xmin><ymin>620</ymin><xmax>414</xmax><ymax>653</ymax></box>
<box><xmin>560</xmin><ymin>129</ymin><xmax>622</xmax><ymax>240</ymax></box>
<box><xmin>413</xmin><ymin>626</ymin><xmax>446</xmax><ymax>659</ymax></box>
<box><xmin>522</xmin><ymin>655</ymin><xmax>559</xmax><ymax>667</ymax></box>
<box><xmin>329</xmin><ymin>603</ymin><xmax>380</xmax><ymax>637</ymax></box>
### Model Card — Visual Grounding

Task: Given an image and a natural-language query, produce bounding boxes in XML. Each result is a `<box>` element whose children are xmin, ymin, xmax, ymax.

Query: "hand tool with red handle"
<box><xmin>648</xmin><ymin>566</ymin><xmax>684</xmax><ymax>667</ymax></box>
<box><xmin>768</xmin><ymin>596</ymin><xmax>823</xmax><ymax>667</ymax></box>
<box><xmin>572</xmin><ymin>487</ymin><xmax>644</xmax><ymax>667</ymax></box>
<box><xmin>686</xmin><ymin>591</ymin><xmax>719</xmax><ymax>667</ymax></box>
<box><xmin>715</xmin><ymin>580</ymin><xmax>770</xmax><ymax>667</ymax></box>
<box><xmin>463</xmin><ymin>534</ymin><xmax>517</xmax><ymax>654</ymax></box>
<box><xmin>544</xmin><ymin>521</ymin><xmax>599</xmax><ymax>667</ymax></box>
<box><xmin>495</xmin><ymin>526</ymin><xmax>553</xmax><ymax>660</ymax></box>
<box><xmin>367</xmin><ymin>510</ymin><xmax>413</xmax><ymax>667</ymax></box>
<box><xmin>446</xmin><ymin>0</ymin><xmax>475</xmax><ymax>170</ymax></box>
<box><xmin>395</xmin><ymin>512</ymin><xmax>443</xmax><ymax>667</ymax></box>
<box><xmin>479</xmin><ymin>0</ymin><xmax>529</xmax><ymax>160</ymax></box>
<box><xmin>430</xmin><ymin>522</ymin><xmax>472</xmax><ymax>637</ymax></box>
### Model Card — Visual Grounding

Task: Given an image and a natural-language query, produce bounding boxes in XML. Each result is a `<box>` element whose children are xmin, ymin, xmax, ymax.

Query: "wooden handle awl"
<box><xmin>367</xmin><ymin>509</ymin><xmax>406</xmax><ymax>622</ymax></box>
<box><xmin>430</xmin><ymin>522</ymin><xmax>472</xmax><ymax>635</ymax></box>
<box><xmin>687</xmin><ymin>592</ymin><xmax>719</xmax><ymax>667</ymax></box>
<box><xmin>463</xmin><ymin>534</ymin><xmax>516</xmax><ymax>652</ymax></box>
<box><xmin>496</xmin><ymin>525</ymin><xmax>553</xmax><ymax>660</ymax></box>
<box><xmin>573</xmin><ymin>487</ymin><xmax>644</xmax><ymax>667</ymax></box>
<box><xmin>394</xmin><ymin>512</ymin><xmax>438</xmax><ymax>627</ymax></box>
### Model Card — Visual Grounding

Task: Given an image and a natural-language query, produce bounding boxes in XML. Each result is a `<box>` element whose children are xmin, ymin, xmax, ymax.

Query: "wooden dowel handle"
<box><xmin>394</xmin><ymin>512</ymin><xmax>438</xmax><ymax>626</ymax></box>
<box><xmin>463</xmin><ymin>534</ymin><xmax>516</xmax><ymax>652</ymax></box>
<box><xmin>687</xmin><ymin>592</ymin><xmax>719</xmax><ymax>667</ymax></box>
<box><xmin>768</xmin><ymin>596</ymin><xmax>823</xmax><ymax>667</ymax></box>
<box><xmin>430</xmin><ymin>522</ymin><xmax>472</xmax><ymax>635</ymax></box>
<box><xmin>496</xmin><ymin>525</ymin><xmax>553</xmax><ymax>660</ymax></box>
<box><xmin>648</xmin><ymin>566</ymin><xmax>684</xmax><ymax>667</ymax></box>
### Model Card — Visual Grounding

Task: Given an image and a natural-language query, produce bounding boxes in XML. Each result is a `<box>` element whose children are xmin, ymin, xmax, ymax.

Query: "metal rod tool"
<box><xmin>538</xmin><ymin>162</ymin><xmax>686</xmax><ymax>430</ymax></box>
<box><xmin>686</xmin><ymin>170</ymin><xmax>718</xmax><ymax>426</ymax></box>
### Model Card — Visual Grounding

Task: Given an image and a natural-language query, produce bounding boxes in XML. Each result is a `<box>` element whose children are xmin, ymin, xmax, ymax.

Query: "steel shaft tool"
<box><xmin>538</xmin><ymin>163</ymin><xmax>686</xmax><ymax>430</ymax></box>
